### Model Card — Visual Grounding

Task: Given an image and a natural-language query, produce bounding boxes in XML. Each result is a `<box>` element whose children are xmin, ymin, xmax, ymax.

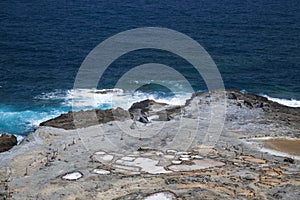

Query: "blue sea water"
<box><xmin>0</xmin><ymin>0</ymin><xmax>299</xmax><ymax>136</ymax></box>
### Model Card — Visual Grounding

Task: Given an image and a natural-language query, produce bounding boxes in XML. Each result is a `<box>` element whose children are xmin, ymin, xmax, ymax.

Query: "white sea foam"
<box><xmin>239</xmin><ymin>90</ymin><xmax>299</xmax><ymax>108</ymax></box>
<box><xmin>38</xmin><ymin>88</ymin><xmax>192</xmax><ymax>110</ymax></box>
<box><xmin>36</xmin><ymin>88</ymin><xmax>300</xmax><ymax>113</ymax></box>
<box><xmin>0</xmin><ymin>109</ymin><xmax>63</xmax><ymax>136</ymax></box>
<box><xmin>27</xmin><ymin>89</ymin><xmax>299</xmax><ymax>139</ymax></box>
<box><xmin>262</xmin><ymin>95</ymin><xmax>300</xmax><ymax>108</ymax></box>
<box><xmin>2</xmin><ymin>88</ymin><xmax>191</xmax><ymax>136</ymax></box>
<box><xmin>34</xmin><ymin>89</ymin><xmax>67</xmax><ymax>101</ymax></box>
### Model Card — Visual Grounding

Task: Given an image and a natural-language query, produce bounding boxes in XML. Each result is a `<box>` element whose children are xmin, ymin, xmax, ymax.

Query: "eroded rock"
<box><xmin>40</xmin><ymin>107</ymin><xmax>130</xmax><ymax>129</ymax></box>
<box><xmin>0</xmin><ymin>134</ymin><xmax>17</xmax><ymax>153</ymax></box>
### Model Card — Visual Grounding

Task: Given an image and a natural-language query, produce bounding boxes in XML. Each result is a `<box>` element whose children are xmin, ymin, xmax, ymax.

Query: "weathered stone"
<box><xmin>156</xmin><ymin>106</ymin><xmax>182</xmax><ymax>121</ymax></box>
<box><xmin>128</xmin><ymin>99</ymin><xmax>167</xmax><ymax>114</ymax></box>
<box><xmin>1</xmin><ymin>90</ymin><xmax>300</xmax><ymax>199</ymax></box>
<box><xmin>0</xmin><ymin>134</ymin><xmax>17</xmax><ymax>153</ymax></box>
<box><xmin>40</xmin><ymin>107</ymin><xmax>130</xmax><ymax>129</ymax></box>
<box><xmin>128</xmin><ymin>99</ymin><xmax>169</xmax><ymax>123</ymax></box>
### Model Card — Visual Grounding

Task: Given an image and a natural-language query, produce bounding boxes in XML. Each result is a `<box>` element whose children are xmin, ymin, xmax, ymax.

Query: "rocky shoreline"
<box><xmin>0</xmin><ymin>90</ymin><xmax>299</xmax><ymax>199</ymax></box>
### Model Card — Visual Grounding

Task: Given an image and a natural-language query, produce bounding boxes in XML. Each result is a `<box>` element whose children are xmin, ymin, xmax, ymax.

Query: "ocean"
<box><xmin>0</xmin><ymin>0</ymin><xmax>299</xmax><ymax>136</ymax></box>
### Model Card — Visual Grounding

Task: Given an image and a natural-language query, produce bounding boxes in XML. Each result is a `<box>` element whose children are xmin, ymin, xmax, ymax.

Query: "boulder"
<box><xmin>128</xmin><ymin>99</ymin><xmax>168</xmax><ymax>122</ymax></box>
<box><xmin>128</xmin><ymin>99</ymin><xmax>167</xmax><ymax>114</ymax></box>
<box><xmin>128</xmin><ymin>99</ymin><xmax>182</xmax><ymax>121</ymax></box>
<box><xmin>0</xmin><ymin>134</ymin><xmax>17</xmax><ymax>153</ymax></box>
<box><xmin>131</xmin><ymin>109</ymin><xmax>149</xmax><ymax>123</ymax></box>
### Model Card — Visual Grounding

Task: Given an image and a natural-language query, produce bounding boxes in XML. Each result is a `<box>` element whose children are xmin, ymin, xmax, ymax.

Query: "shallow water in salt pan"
<box><xmin>144</xmin><ymin>192</ymin><xmax>176</xmax><ymax>200</ymax></box>
<box><xmin>62</xmin><ymin>172</ymin><xmax>82</xmax><ymax>180</ymax></box>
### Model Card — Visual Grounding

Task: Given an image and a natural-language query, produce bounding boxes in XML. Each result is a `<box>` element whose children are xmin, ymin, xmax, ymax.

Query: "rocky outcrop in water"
<box><xmin>40</xmin><ymin>90</ymin><xmax>300</xmax><ymax>131</ymax></box>
<box><xmin>40</xmin><ymin>107</ymin><xmax>130</xmax><ymax>129</ymax></box>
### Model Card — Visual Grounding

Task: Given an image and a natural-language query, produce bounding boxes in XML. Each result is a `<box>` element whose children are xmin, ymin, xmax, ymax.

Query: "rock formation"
<box><xmin>1</xmin><ymin>90</ymin><xmax>299</xmax><ymax>199</ymax></box>
<box><xmin>0</xmin><ymin>134</ymin><xmax>17</xmax><ymax>153</ymax></box>
<box><xmin>40</xmin><ymin>107</ymin><xmax>130</xmax><ymax>129</ymax></box>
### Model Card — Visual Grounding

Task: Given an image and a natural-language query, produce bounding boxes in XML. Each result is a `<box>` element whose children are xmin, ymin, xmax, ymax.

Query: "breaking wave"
<box><xmin>1</xmin><ymin>88</ymin><xmax>299</xmax><ymax>137</ymax></box>
<box><xmin>262</xmin><ymin>95</ymin><xmax>300</xmax><ymax>108</ymax></box>
<box><xmin>1</xmin><ymin>88</ymin><xmax>193</xmax><ymax>136</ymax></box>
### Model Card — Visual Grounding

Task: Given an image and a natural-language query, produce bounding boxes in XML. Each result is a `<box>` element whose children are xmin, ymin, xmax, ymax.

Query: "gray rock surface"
<box><xmin>1</xmin><ymin>90</ymin><xmax>299</xmax><ymax>199</ymax></box>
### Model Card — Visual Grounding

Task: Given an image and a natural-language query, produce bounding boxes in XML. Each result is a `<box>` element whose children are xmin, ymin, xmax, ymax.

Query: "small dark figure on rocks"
<box><xmin>132</xmin><ymin>109</ymin><xmax>149</xmax><ymax>124</ymax></box>
<box><xmin>283</xmin><ymin>157</ymin><xmax>294</xmax><ymax>164</ymax></box>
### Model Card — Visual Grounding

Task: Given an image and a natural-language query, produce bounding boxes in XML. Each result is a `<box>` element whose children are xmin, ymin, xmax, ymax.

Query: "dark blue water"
<box><xmin>0</xmin><ymin>0</ymin><xmax>299</xmax><ymax>136</ymax></box>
